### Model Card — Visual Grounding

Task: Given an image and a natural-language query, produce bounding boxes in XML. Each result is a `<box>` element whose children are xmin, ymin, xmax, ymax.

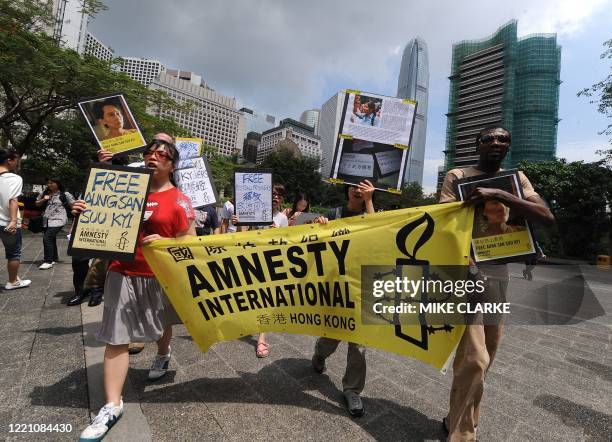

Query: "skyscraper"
<box><xmin>149</xmin><ymin>73</ymin><xmax>246</xmax><ymax>157</ymax></box>
<box><xmin>50</xmin><ymin>0</ymin><xmax>89</xmax><ymax>53</ymax></box>
<box><xmin>444</xmin><ymin>20</ymin><xmax>560</xmax><ymax>172</ymax></box>
<box><xmin>119</xmin><ymin>57</ymin><xmax>166</xmax><ymax>87</ymax></box>
<box><xmin>397</xmin><ymin>38</ymin><xmax>429</xmax><ymax>186</ymax></box>
<box><xmin>84</xmin><ymin>32</ymin><xmax>114</xmax><ymax>62</ymax></box>
<box><xmin>299</xmin><ymin>109</ymin><xmax>321</xmax><ymax>135</ymax></box>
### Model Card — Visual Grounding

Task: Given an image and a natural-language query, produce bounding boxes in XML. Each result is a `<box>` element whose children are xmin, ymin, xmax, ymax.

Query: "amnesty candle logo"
<box><xmin>143</xmin><ymin>203</ymin><xmax>473</xmax><ymax>371</ymax></box>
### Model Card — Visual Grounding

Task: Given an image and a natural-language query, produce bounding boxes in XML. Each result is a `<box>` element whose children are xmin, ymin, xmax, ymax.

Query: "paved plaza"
<box><xmin>0</xmin><ymin>232</ymin><xmax>610</xmax><ymax>441</ymax></box>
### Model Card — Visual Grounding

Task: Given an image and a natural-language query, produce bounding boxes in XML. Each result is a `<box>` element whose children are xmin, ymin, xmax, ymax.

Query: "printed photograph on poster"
<box><xmin>68</xmin><ymin>163</ymin><xmax>152</xmax><ymax>261</ymax></box>
<box><xmin>340</xmin><ymin>91</ymin><xmax>417</xmax><ymax>147</ymax></box>
<box><xmin>455</xmin><ymin>170</ymin><xmax>537</xmax><ymax>264</ymax></box>
<box><xmin>77</xmin><ymin>93</ymin><xmax>147</xmax><ymax>155</ymax></box>
<box><xmin>174</xmin><ymin>157</ymin><xmax>219</xmax><ymax>209</ymax></box>
<box><xmin>330</xmin><ymin>137</ymin><xmax>408</xmax><ymax>192</ymax></box>
<box><xmin>234</xmin><ymin>169</ymin><xmax>273</xmax><ymax>226</ymax></box>
<box><xmin>175</xmin><ymin>137</ymin><xmax>203</xmax><ymax>161</ymax></box>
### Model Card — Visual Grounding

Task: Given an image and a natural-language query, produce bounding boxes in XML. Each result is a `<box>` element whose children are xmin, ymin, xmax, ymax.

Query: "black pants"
<box><xmin>43</xmin><ymin>226</ymin><xmax>63</xmax><ymax>263</ymax></box>
<box><xmin>72</xmin><ymin>257</ymin><xmax>90</xmax><ymax>294</ymax></box>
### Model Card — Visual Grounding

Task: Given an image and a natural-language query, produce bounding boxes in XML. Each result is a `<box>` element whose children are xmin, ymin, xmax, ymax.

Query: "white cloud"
<box><xmin>518</xmin><ymin>0</ymin><xmax>609</xmax><ymax>37</ymax></box>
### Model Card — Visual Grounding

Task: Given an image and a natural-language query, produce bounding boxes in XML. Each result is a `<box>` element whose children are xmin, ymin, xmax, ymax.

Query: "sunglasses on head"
<box><xmin>479</xmin><ymin>134</ymin><xmax>511</xmax><ymax>144</ymax></box>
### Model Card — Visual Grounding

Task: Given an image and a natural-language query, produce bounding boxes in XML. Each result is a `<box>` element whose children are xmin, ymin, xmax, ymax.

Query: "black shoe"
<box><xmin>88</xmin><ymin>288</ymin><xmax>104</xmax><ymax>307</ymax></box>
<box><xmin>67</xmin><ymin>290</ymin><xmax>88</xmax><ymax>306</ymax></box>
<box><xmin>312</xmin><ymin>355</ymin><xmax>326</xmax><ymax>373</ymax></box>
<box><xmin>343</xmin><ymin>391</ymin><xmax>364</xmax><ymax>417</ymax></box>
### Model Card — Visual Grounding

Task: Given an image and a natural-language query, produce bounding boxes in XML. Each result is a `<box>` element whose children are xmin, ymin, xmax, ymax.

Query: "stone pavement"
<box><xmin>0</xmin><ymin>232</ymin><xmax>610</xmax><ymax>441</ymax></box>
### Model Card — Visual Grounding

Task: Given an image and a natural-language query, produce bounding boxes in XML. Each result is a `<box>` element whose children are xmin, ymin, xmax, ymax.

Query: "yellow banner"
<box><xmin>101</xmin><ymin>131</ymin><xmax>146</xmax><ymax>154</ymax></box>
<box><xmin>143</xmin><ymin>203</ymin><xmax>473</xmax><ymax>370</ymax></box>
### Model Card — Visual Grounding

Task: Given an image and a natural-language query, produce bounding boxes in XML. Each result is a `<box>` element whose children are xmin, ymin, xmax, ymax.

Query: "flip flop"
<box><xmin>255</xmin><ymin>342</ymin><xmax>270</xmax><ymax>358</ymax></box>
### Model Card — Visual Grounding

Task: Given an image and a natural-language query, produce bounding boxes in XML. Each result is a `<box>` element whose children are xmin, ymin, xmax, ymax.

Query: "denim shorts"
<box><xmin>0</xmin><ymin>227</ymin><xmax>22</xmax><ymax>260</ymax></box>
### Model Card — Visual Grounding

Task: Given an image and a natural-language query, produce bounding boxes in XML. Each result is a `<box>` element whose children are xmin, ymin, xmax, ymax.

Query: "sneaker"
<box><xmin>4</xmin><ymin>278</ymin><xmax>32</xmax><ymax>290</ymax></box>
<box><xmin>79</xmin><ymin>400</ymin><xmax>123</xmax><ymax>442</ymax></box>
<box><xmin>312</xmin><ymin>354</ymin><xmax>326</xmax><ymax>373</ymax></box>
<box><xmin>343</xmin><ymin>391</ymin><xmax>364</xmax><ymax>417</ymax></box>
<box><xmin>148</xmin><ymin>347</ymin><xmax>171</xmax><ymax>381</ymax></box>
<box><xmin>38</xmin><ymin>262</ymin><xmax>53</xmax><ymax>270</ymax></box>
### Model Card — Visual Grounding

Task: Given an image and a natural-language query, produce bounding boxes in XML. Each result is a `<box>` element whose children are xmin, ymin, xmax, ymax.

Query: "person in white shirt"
<box><xmin>0</xmin><ymin>149</ymin><xmax>31</xmax><ymax>290</ymax></box>
<box><xmin>231</xmin><ymin>183</ymin><xmax>288</xmax><ymax>357</ymax></box>
<box><xmin>220</xmin><ymin>198</ymin><xmax>237</xmax><ymax>233</ymax></box>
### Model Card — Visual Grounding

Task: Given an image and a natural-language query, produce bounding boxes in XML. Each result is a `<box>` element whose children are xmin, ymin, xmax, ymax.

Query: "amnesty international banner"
<box><xmin>143</xmin><ymin>203</ymin><xmax>473</xmax><ymax>370</ymax></box>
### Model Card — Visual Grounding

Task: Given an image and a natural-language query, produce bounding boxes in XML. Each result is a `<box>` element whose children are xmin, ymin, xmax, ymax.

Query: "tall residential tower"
<box><xmin>444</xmin><ymin>21</ymin><xmax>560</xmax><ymax>172</ymax></box>
<box><xmin>397</xmin><ymin>38</ymin><xmax>429</xmax><ymax>186</ymax></box>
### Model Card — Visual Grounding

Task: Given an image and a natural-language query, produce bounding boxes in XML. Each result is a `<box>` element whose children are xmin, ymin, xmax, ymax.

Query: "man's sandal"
<box><xmin>255</xmin><ymin>342</ymin><xmax>270</xmax><ymax>358</ymax></box>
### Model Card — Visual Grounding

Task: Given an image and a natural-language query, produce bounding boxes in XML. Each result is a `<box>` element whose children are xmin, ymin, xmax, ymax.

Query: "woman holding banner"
<box><xmin>73</xmin><ymin>136</ymin><xmax>196</xmax><ymax>442</ymax></box>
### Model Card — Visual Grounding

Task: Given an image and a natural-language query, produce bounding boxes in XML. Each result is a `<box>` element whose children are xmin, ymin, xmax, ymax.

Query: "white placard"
<box><xmin>175</xmin><ymin>137</ymin><xmax>202</xmax><ymax>160</ymax></box>
<box><xmin>375</xmin><ymin>150</ymin><xmax>402</xmax><ymax>176</ymax></box>
<box><xmin>174</xmin><ymin>157</ymin><xmax>218</xmax><ymax>208</ymax></box>
<box><xmin>338</xmin><ymin>153</ymin><xmax>375</xmax><ymax>177</ymax></box>
<box><xmin>234</xmin><ymin>170</ymin><xmax>273</xmax><ymax>225</ymax></box>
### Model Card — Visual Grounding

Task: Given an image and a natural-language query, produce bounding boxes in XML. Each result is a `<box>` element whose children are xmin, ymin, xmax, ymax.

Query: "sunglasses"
<box><xmin>479</xmin><ymin>134</ymin><xmax>511</xmax><ymax>144</ymax></box>
<box><xmin>143</xmin><ymin>139</ymin><xmax>174</xmax><ymax>160</ymax></box>
<box><xmin>143</xmin><ymin>148</ymin><xmax>173</xmax><ymax>160</ymax></box>
<box><xmin>272</xmin><ymin>192</ymin><xmax>283</xmax><ymax>198</ymax></box>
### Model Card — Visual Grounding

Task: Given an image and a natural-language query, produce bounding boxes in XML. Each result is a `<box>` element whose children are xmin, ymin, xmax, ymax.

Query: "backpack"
<box><xmin>59</xmin><ymin>192</ymin><xmax>73</xmax><ymax>219</ymax></box>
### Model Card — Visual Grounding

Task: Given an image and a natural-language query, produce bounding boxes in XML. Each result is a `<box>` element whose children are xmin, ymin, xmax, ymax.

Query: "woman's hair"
<box><xmin>92</xmin><ymin>98</ymin><xmax>122</xmax><ymax>121</ymax></box>
<box><xmin>45</xmin><ymin>177</ymin><xmax>65</xmax><ymax>193</ymax></box>
<box><xmin>272</xmin><ymin>183</ymin><xmax>286</xmax><ymax>198</ymax></box>
<box><xmin>290</xmin><ymin>192</ymin><xmax>310</xmax><ymax>216</ymax></box>
<box><xmin>0</xmin><ymin>149</ymin><xmax>18</xmax><ymax>164</ymax></box>
<box><xmin>145</xmin><ymin>139</ymin><xmax>180</xmax><ymax>186</ymax></box>
<box><xmin>479</xmin><ymin>201</ymin><xmax>510</xmax><ymax>233</ymax></box>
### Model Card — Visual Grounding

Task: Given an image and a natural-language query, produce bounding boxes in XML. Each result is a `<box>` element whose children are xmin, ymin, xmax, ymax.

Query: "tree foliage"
<box><xmin>0</xmin><ymin>0</ymin><xmax>186</xmax><ymax>157</ymax></box>
<box><xmin>260</xmin><ymin>150</ymin><xmax>326</xmax><ymax>205</ymax></box>
<box><xmin>519</xmin><ymin>159</ymin><xmax>612</xmax><ymax>258</ymax></box>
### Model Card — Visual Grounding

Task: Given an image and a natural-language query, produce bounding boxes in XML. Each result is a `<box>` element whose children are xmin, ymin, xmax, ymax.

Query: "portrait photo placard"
<box><xmin>175</xmin><ymin>157</ymin><xmax>219</xmax><ymax>209</ymax></box>
<box><xmin>455</xmin><ymin>170</ymin><xmax>537</xmax><ymax>264</ymax></box>
<box><xmin>77</xmin><ymin>93</ymin><xmax>147</xmax><ymax>156</ymax></box>
<box><xmin>68</xmin><ymin>163</ymin><xmax>152</xmax><ymax>261</ymax></box>
<box><xmin>233</xmin><ymin>169</ymin><xmax>273</xmax><ymax>226</ymax></box>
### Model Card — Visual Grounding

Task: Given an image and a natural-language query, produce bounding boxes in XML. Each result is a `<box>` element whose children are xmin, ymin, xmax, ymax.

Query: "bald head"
<box><xmin>153</xmin><ymin>133</ymin><xmax>174</xmax><ymax>144</ymax></box>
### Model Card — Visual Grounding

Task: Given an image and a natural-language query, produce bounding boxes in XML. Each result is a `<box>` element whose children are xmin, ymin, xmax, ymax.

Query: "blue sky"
<box><xmin>90</xmin><ymin>0</ymin><xmax>612</xmax><ymax>192</ymax></box>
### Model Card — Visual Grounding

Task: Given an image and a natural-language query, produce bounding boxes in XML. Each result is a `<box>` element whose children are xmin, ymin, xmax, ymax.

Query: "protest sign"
<box><xmin>174</xmin><ymin>157</ymin><xmax>219</xmax><ymax>208</ymax></box>
<box><xmin>175</xmin><ymin>137</ymin><xmax>203</xmax><ymax>160</ymax></box>
<box><xmin>234</xmin><ymin>169</ymin><xmax>273</xmax><ymax>226</ymax></box>
<box><xmin>455</xmin><ymin>170</ymin><xmax>537</xmax><ymax>264</ymax></box>
<box><xmin>329</xmin><ymin>90</ymin><xmax>417</xmax><ymax>193</ymax></box>
<box><xmin>143</xmin><ymin>203</ymin><xmax>473</xmax><ymax>371</ymax></box>
<box><xmin>68</xmin><ymin>164</ymin><xmax>152</xmax><ymax>260</ymax></box>
<box><xmin>294</xmin><ymin>212</ymin><xmax>324</xmax><ymax>225</ymax></box>
<box><xmin>77</xmin><ymin>93</ymin><xmax>146</xmax><ymax>155</ymax></box>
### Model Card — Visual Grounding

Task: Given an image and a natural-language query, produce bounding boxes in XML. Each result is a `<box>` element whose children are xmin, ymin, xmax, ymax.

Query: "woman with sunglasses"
<box><xmin>75</xmin><ymin>134</ymin><xmax>196</xmax><ymax>442</ymax></box>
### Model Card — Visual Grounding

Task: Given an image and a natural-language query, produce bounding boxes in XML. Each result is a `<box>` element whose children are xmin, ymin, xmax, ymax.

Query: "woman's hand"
<box><xmin>142</xmin><ymin>234</ymin><xmax>164</xmax><ymax>244</ymax></box>
<box><xmin>97</xmin><ymin>149</ymin><xmax>114</xmax><ymax>163</ymax></box>
<box><xmin>71</xmin><ymin>200</ymin><xmax>87</xmax><ymax>216</ymax></box>
<box><xmin>290</xmin><ymin>211</ymin><xmax>302</xmax><ymax>220</ymax></box>
<box><xmin>314</xmin><ymin>216</ymin><xmax>329</xmax><ymax>225</ymax></box>
<box><xmin>358</xmin><ymin>180</ymin><xmax>375</xmax><ymax>202</ymax></box>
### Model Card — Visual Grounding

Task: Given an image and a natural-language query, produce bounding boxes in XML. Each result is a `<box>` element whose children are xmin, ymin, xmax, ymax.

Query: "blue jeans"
<box><xmin>43</xmin><ymin>226</ymin><xmax>63</xmax><ymax>263</ymax></box>
<box><xmin>0</xmin><ymin>227</ymin><xmax>22</xmax><ymax>260</ymax></box>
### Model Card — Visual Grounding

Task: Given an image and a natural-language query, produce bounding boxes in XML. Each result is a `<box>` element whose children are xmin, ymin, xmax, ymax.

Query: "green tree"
<box><xmin>519</xmin><ymin>159</ymin><xmax>612</xmax><ymax>259</ymax></box>
<box><xmin>578</xmin><ymin>39</ymin><xmax>612</xmax><ymax>144</ymax></box>
<box><xmin>260</xmin><ymin>150</ymin><xmax>326</xmax><ymax>204</ymax></box>
<box><xmin>0</xmin><ymin>0</ymin><xmax>186</xmax><ymax>156</ymax></box>
<box><xmin>374</xmin><ymin>182</ymin><xmax>437</xmax><ymax>211</ymax></box>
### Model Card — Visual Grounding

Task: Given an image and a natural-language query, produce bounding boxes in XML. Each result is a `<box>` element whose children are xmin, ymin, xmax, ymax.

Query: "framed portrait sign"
<box><xmin>68</xmin><ymin>163</ymin><xmax>152</xmax><ymax>261</ymax></box>
<box><xmin>328</xmin><ymin>90</ymin><xmax>417</xmax><ymax>193</ymax></box>
<box><xmin>233</xmin><ymin>169</ymin><xmax>273</xmax><ymax>226</ymax></box>
<box><xmin>455</xmin><ymin>169</ymin><xmax>537</xmax><ymax>264</ymax></box>
<box><xmin>77</xmin><ymin>93</ymin><xmax>147</xmax><ymax>156</ymax></box>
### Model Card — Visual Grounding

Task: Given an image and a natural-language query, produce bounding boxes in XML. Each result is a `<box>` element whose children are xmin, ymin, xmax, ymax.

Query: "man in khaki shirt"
<box><xmin>439</xmin><ymin>126</ymin><xmax>554</xmax><ymax>441</ymax></box>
